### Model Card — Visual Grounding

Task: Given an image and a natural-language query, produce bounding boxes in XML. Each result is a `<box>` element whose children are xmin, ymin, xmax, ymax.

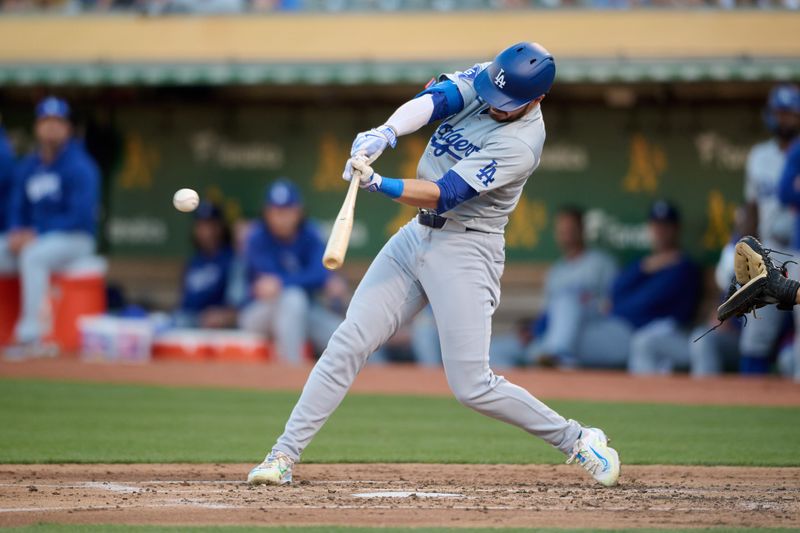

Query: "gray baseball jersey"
<box><xmin>545</xmin><ymin>249</ymin><xmax>617</xmax><ymax>316</ymax></box>
<box><xmin>416</xmin><ymin>63</ymin><xmax>546</xmax><ymax>234</ymax></box>
<box><xmin>740</xmin><ymin>139</ymin><xmax>790</xmax><ymax>357</ymax></box>
<box><xmin>745</xmin><ymin>139</ymin><xmax>794</xmax><ymax>247</ymax></box>
<box><xmin>269</xmin><ymin>63</ymin><xmax>581</xmax><ymax>467</ymax></box>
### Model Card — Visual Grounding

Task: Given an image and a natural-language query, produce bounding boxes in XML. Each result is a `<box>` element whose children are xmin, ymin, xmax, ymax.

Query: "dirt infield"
<box><xmin>2</xmin><ymin>357</ymin><xmax>800</xmax><ymax>406</ymax></box>
<box><xmin>1</xmin><ymin>464</ymin><xmax>798</xmax><ymax>529</ymax></box>
<box><xmin>2</xmin><ymin>360</ymin><xmax>799</xmax><ymax>529</ymax></box>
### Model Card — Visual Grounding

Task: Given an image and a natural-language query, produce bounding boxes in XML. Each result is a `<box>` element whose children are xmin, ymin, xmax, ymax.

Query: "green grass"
<box><xmin>7</xmin><ymin>527</ymin><xmax>800</xmax><ymax>533</ymax></box>
<box><xmin>1</xmin><ymin>379</ymin><xmax>799</xmax><ymax>465</ymax></box>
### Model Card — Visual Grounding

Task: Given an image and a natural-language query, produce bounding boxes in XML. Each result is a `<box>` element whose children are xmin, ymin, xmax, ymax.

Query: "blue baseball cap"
<box><xmin>194</xmin><ymin>201</ymin><xmax>223</xmax><ymax>221</ymax></box>
<box><xmin>648</xmin><ymin>200</ymin><xmax>680</xmax><ymax>224</ymax></box>
<box><xmin>265</xmin><ymin>179</ymin><xmax>302</xmax><ymax>208</ymax></box>
<box><xmin>36</xmin><ymin>96</ymin><xmax>71</xmax><ymax>120</ymax></box>
<box><xmin>767</xmin><ymin>84</ymin><xmax>800</xmax><ymax>113</ymax></box>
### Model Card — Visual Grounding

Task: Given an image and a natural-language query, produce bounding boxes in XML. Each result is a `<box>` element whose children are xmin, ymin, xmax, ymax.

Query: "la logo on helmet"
<box><xmin>493</xmin><ymin>68</ymin><xmax>506</xmax><ymax>88</ymax></box>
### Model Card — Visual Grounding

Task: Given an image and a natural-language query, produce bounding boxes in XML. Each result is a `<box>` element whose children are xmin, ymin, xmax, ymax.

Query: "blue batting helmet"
<box><xmin>764</xmin><ymin>84</ymin><xmax>800</xmax><ymax>134</ymax></box>
<box><xmin>473</xmin><ymin>42</ymin><xmax>556</xmax><ymax>112</ymax></box>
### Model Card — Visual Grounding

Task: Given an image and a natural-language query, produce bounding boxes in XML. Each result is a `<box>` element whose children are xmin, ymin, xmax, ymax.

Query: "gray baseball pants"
<box><xmin>0</xmin><ymin>232</ymin><xmax>95</xmax><ymax>344</ymax></box>
<box><xmin>272</xmin><ymin>218</ymin><xmax>581</xmax><ymax>460</ymax></box>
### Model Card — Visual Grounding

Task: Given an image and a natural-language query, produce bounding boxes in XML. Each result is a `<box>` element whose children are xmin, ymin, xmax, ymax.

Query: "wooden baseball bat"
<box><xmin>322</xmin><ymin>166</ymin><xmax>363</xmax><ymax>271</ymax></box>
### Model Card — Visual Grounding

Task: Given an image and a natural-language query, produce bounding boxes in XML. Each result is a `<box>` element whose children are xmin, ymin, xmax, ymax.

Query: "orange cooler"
<box><xmin>48</xmin><ymin>257</ymin><xmax>107</xmax><ymax>352</ymax></box>
<box><xmin>0</xmin><ymin>276</ymin><xmax>20</xmax><ymax>346</ymax></box>
<box><xmin>0</xmin><ymin>256</ymin><xmax>107</xmax><ymax>350</ymax></box>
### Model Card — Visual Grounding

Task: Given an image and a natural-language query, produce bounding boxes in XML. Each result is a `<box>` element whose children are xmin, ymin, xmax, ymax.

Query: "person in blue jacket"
<box><xmin>778</xmin><ymin>140</ymin><xmax>800</xmax><ymax>248</ymax></box>
<box><xmin>175</xmin><ymin>201</ymin><xmax>239</xmax><ymax>329</ymax></box>
<box><xmin>0</xmin><ymin>119</ymin><xmax>16</xmax><ymax>273</ymax></box>
<box><xmin>3</xmin><ymin>97</ymin><xmax>100</xmax><ymax>356</ymax></box>
<box><xmin>622</xmin><ymin>200</ymin><xmax>701</xmax><ymax>374</ymax></box>
<box><xmin>777</xmin><ymin>138</ymin><xmax>800</xmax><ymax>380</ymax></box>
<box><xmin>239</xmin><ymin>179</ymin><xmax>330</xmax><ymax>363</ymax></box>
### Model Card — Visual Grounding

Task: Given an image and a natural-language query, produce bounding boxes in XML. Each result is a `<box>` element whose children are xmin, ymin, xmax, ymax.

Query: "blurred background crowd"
<box><xmin>0</xmin><ymin>6</ymin><xmax>799</xmax><ymax>380</ymax></box>
<box><xmin>3</xmin><ymin>86</ymin><xmax>800</xmax><ymax>378</ymax></box>
<box><xmin>1</xmin><ymin>0</ymin><xmax>798</xmax><ymax>12</ymax></box>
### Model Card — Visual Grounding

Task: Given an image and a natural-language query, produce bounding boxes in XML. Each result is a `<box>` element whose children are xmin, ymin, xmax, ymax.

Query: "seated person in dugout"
<box><xmin>735</xmin><ymin>84</ymin><xmax>800</xmax><ymax>375</ymax></box>
<box><xmin>689</xmin><ymin>208</ymin><xmax>794</xmax><ymax>378</ymax></box>
<box><xmin>490</xmin><ymin>205</ymin><xmax>618</xmax><ymax>368</ymax></box>
<box><xmin>621</xmin><ymin>201</ymin><xmax>702</xmax><ymax>375</ymax></box>
<box><xmin>175</xmin><ymin>201</ymin><xmax>239</xmax><ymax>329</ymax></box>
<box><xmin>3</xmin><ymin>97</ymin><xmax>100</xmax><ymax>359</ymax></box>
<box><xmin>716</xmin><ymin>234</ymin><xmax>800</xmax><ymax>381</ymax></box>
<box><xmin>521</xmin><ymin>200</ymin><xmax>700</xmax><ymax>374</ymax></box>
<box><xmin>0</xmin><ymin>118</ymin><xmax>16</xmax><ymax>274</ymax></box>
<box><xmin>238</xmin><ymin>179</ymin><xmax>340</xmax><ymax>363</ymax></box>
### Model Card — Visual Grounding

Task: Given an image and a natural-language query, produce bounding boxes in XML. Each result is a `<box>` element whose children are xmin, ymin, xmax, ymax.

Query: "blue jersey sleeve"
<box><xmin>778</xmin><ymin>141</ymin><xmax>800</xmax><ymax>207</ymax></box>
<box><xmin>243</xmin><ymin>230</ymin><xmax>278</xmax><ymax>301</ymax></box>
<box><xmin>279</xmin><ymin>229</ymin><xmax>330</xmax><ymax>291</ymax></box>
<box><xmin>7</xmin><ymin>159</ymin><xmax>31</xmax><ymax>231</ymax></box>
<box><xmin>44</xmin><ymin>157</ymin><xmax>100</xmax><ymax>234</ymax></box>
<box><xmin>435</xmin><ymin>169</ymin><xmax>478</xmax><ymax>214</ymax></box>
<box><xmin>612</xmin><ymin>258</ymin><xmax>700</xmax><ymax>328</ymax></box>
<box><xmin>415</xmin><ymin>80</ymin><xmax>464</xmax><ymax>123</ymax></box>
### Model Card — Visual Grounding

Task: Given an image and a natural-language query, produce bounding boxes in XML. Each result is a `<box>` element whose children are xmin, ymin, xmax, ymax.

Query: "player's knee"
<box><xmin>238</xmin><ymin>302</ymin><xmax>269</xmax><ymax>334</ymax></box>
<box><xmin>628</xmin><ymin>331</ymin><xmax>663</xmax><ymax>374</ymax></box>
<box><xmin>324</xmin><ymin>317</ymin><xmax>381</xmax><ymax>364</ymax></box>
<box><xmin>445</xmin><ymin>369</ymin><xmax>491</xmax><ymax>408</ymax></box>
<box><xmin>629</xmin><ymin>330</ymin><xmax>656</xmax><ymax>357</ymax></box>
<box><xmin>450</xmin><ymin>385</ymin><xmax>479</xmax><ymax>407</ymax></box>
<box><xmin>18</xmin><ymin>240</ymin><xmax>46</xmax><ymax>268</ymax></box>
<box><xmin>280</xmin><ymin>287</ymin><xmax>310</xmax><ymax>316</ymax></box>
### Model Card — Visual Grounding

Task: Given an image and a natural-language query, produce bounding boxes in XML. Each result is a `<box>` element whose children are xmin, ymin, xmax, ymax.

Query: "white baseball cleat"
<box><xmin>247</xmin><ymin>451</ymin><xmax>294</xmax><ymax>485</ymax></box>
<box><xmin>566</xmin><ymin>427</ymin><xmax>620</xmax><ymax>487</ymax></box>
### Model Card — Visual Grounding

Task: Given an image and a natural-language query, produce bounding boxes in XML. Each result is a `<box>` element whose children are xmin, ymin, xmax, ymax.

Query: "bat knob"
<box><xmin>323</xmin><ymin>256</ymin><xmax>342</xmax><ymax>271</ymax></box>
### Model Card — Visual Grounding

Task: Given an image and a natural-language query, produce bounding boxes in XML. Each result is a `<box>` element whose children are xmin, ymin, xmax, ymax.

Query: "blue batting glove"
<box><xmin>350</xmin><ymin>125</ymin><xmax>397</xmax><ymax>160</ymax></box>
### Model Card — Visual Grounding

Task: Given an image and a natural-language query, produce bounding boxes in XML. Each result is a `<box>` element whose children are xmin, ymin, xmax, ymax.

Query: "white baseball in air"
<box><xmin>173</xmin><ymin>188</ymin><xmax>199</xmax><ymax>213</ymax></box>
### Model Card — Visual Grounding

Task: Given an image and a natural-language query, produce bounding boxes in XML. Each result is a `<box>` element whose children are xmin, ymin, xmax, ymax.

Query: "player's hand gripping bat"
<box><xmin>322</xmin><ymin>154</ymin><xmax>375</xmax><ymax>270</ymax></box>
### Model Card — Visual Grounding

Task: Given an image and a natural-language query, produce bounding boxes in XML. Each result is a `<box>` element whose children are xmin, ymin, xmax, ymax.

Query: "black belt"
<box><xmin>417</xmin><ymin>210</ymin><xmax>481</xmax><ymax>232</ymax></box>
<box><xmin>417</xmin><ymin>210</ymin><xmax>447</xmax><ymax>229</ymax></box>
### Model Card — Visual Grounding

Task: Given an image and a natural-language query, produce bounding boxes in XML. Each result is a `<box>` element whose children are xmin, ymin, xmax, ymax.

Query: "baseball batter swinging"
<box><xmin>248</xmin><ymin>42</ymin><xmax>621</xmax><ymax>487</ymax></box>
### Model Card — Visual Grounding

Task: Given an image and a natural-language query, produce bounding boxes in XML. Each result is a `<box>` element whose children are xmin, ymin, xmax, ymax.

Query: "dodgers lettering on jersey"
<box><xmin>9</xmin><ymin>139</ymin><xmax>99</xmax><ymax>236</ymax></box>
<box><xmin>26</xmin><ymin>172</ymin><xmax>62</xmax><ymax>203</ymax></box>
<box><xmin>186</xmin><ymin>264</ymin><xmax>223</xmax><ymax>294</ymax></box>
<box><xmin>430</xmin><ymin>124</ymin><xmax>482</xmax><ymax>160</ymax></box>
<box><xmin>181</xmin><ymin>248</ymin><xmax>234</xmax><ymax>312</ymax></box>
<box><xmin>745</xmin><ymin>139</ymin><xmax>794</xmax><ymax>247</ymax></box>
<box><xmin>416</xmin><ymin>63</ymin><xmax>545</xmax><ymax>234</ymax></box>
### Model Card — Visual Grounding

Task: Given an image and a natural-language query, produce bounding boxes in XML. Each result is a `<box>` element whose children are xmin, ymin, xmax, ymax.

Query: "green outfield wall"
<box><xmin>0</xmin><ymin>95</ymin><xmax>762</xmax><ymax>264</ymax></box>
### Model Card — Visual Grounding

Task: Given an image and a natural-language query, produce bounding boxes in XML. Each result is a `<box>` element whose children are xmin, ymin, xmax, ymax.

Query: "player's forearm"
<box><xmin>368</xmin><ymin>176</ymin><xmax>439</xmax><ymax>209</ymax></box>
<box><xmin>384</xmin><ymin>95</ymin><xmax>435</xmax><ymax>137</ymax></box>
<box><xmin>394</xmin><ymin>179</ymin><xmax>440</xmax><ymax>210</ymax></box>
<box><xmin>361</xmin><ymin>167</ymin><xmax>476</xmax><ymax>212</ymax></box>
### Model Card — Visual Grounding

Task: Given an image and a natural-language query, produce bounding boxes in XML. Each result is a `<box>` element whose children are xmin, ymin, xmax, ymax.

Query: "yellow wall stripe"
<box><xmin>0</xmin><ymin>12</ymin><xmax>799</xmax><ymax>63</ymax></box>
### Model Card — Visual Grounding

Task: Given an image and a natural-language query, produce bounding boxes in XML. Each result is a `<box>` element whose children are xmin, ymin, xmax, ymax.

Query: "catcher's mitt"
<box><xmin>717</xmin><ymin>236</ymin><xmax>799</xmax><ymax>323</ymax></box>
